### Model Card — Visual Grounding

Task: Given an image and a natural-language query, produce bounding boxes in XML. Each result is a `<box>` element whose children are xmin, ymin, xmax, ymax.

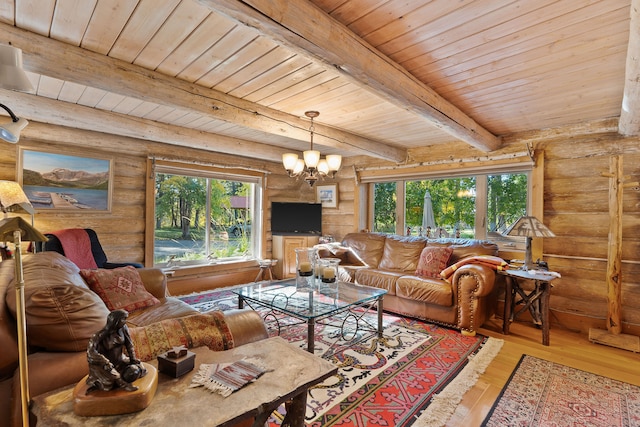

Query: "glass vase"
<box><xmin>295</xmin><ymin>247</ymin><xmax>317</xmax><ymax>292</ymax></box>
<box><xmin>318</xmin><ymin>257</ymin><xmax>340</xmax><ymax>295</ymax></box>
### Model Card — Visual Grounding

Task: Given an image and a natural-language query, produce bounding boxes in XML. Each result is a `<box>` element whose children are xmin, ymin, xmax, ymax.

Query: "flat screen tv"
<box><xmin>271</xmin><ymin>202</ymin><xmax>322</xmax><ymax>235</ymax></box>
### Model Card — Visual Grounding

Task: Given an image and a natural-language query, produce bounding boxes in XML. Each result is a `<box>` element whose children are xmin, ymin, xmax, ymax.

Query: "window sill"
<box><xmin>161</xmin><ymin>259</ymin><xmax>258</xmax><ymax>278</ymax></box>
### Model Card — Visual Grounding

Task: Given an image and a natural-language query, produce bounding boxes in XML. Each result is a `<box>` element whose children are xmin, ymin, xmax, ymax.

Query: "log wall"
<box><xmin>2</xmin><ymin>120</ymin><xmax>639</xmax><ymax>338</ymax></box>
<box><xmin>539</xmin><ymin>136</ymin><xmax>640</xmax><ymax>334</ymax></box>
<box><xmin>0</xmin><ymin>122</ymin><xmax>313</xmax><ymax>294</ymax></box>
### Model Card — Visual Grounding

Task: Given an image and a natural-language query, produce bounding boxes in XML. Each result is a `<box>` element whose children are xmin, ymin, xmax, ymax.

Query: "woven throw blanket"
<box><xmin>440</xmin><ymin>255</ymin><xmax>508</xmax><ymax>280</ymax></box>
<box><xmin>50</xmin><ymin>228</ymin><xmax>98</xmax><ymax>269</ymax></box>
<box><xmin>191</xmin><ymin>358</ymin><xmax>268</xmax><ymax>397</ymax></box>
<box><xmin>129</xmin><ymin>311</ymin><xmax>234</xmax><ymax>362</ymax></box>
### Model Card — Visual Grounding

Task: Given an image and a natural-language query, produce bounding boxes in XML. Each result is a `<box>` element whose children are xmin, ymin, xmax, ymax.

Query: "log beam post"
<box><xmin>589</xmin><ymin>155</ymin><xmax>640</xmax><ymax>352</ymax></box>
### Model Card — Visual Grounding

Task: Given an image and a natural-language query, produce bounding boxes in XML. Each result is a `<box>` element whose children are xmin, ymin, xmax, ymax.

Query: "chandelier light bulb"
<box><xmin>293</xmin><ymin>158</ymin><xmax>305</xmax><ymax>175</ymax></box>
<box><xmin>326</xmin><ymin>154</ymin><xmax>342</xmax><ymax>172</ymax></box>
<box><xmin>282</xmin><ymin>153</ymin><xmax>299</xmax><ymax>172</ymax></box>
<box><xmin>317</xmin><ymin>159</ymin><xmax>329</xmax><ymax>175</ymax></box>
<box><xmin>303</xmin><ymin>149</ymin><xmax>320</xmax><ymax>169</ymax></box>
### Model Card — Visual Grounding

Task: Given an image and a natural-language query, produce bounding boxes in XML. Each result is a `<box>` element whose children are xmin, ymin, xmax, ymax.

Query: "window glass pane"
<box><xmin>487</xmin><ymin>173</ymin><xmax>527</xmax><ymax>234</ymax></box>
<box><xmin>211</xmin><ymin>180</ymin><xmax>254</xmax><ymax>260</ymax></box>
<box><xmin>373</xmin><ymin>182</ymin><xmax>396</xmax><ymax>233</ymax></box>
<box><xmin>405</xmin><ymin>178</ymin><xmax>476</xmax><ymax>238</ymax></box>
<box><xmin>154</xmin><ymin>173</ymin><xmax>255</xmax><ymax>265</ymax></box>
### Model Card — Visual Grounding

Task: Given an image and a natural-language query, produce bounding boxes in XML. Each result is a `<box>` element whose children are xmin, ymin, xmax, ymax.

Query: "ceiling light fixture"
<box><xmin>282</xmin><ymin>111</ymin><xmax>342</xmax><ymax>187</ymax></box>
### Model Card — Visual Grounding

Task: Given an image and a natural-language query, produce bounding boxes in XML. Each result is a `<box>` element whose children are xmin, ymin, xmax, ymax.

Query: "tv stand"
<box><xmin>272</xmin><ymin>235</ymin><xmax>319</xmax><ymax>279</ymax></box>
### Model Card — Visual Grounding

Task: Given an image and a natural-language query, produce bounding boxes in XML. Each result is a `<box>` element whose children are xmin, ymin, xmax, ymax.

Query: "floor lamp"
<box><xmin>0</xmin><ymin>44</ymin><xmax>39</xmax><ymax>426</ymax></box>
<box><xmin>0</xmin><ymin>183</ymin><xmax>47</xmax><ymax>427</ymax></box>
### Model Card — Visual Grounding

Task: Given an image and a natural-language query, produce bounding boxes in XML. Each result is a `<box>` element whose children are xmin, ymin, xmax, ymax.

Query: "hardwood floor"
<box><xmin>447</xmin><ymin>316</ymin><xmax>640</xmax><ymax>426</ymax></box>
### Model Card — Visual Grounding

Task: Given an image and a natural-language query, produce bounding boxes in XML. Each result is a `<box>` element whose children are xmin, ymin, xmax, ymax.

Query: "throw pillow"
<box><xmin>129</xmin><ymin>311</ymin><xmax>234</xmax><ymax>361</ymax></box>
<box><xmin>415</xmin><ymin>246</ymin><xmax>454</xmax><ymax>279</ymax></box>
<box><xmin>81</xmin><ymin>266</ymin><xmax>160</xmax><ymax>313</ymax></box>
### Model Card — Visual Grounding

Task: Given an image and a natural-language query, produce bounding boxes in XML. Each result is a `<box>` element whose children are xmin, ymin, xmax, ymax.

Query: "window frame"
<box><xmin>364</xmin><ymin>166</ymin><xmax>533</xmax><ymax>251</ymax></box>
<box><xmin>145</xmin><ymin>159</ymin><xmax>264</xmax><ymax>269</ymax></box>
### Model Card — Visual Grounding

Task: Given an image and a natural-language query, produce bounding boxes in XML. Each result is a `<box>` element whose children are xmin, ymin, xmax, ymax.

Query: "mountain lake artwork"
<box><xmin>20</xmin><ymin>149</ymin><xmax>112</xmax><ymax>211</ymax></box>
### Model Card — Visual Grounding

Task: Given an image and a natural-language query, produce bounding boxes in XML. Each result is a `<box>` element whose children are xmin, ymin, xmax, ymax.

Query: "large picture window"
<box><xmin>371</xmin><ymin>172</ymin><xmax>529</xmax><ymax>248</ymax></box>
<box><xmin>151</xmin><ymin>162</ymin><xmax>262</xmax><ymax>267</ymax></box>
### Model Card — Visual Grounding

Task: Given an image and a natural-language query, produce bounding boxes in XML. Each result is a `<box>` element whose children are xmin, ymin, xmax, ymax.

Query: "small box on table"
<box><xmin>157</xmin><ymin>348</ymin><xmax>196</xmax><ymax>378</ymax></box>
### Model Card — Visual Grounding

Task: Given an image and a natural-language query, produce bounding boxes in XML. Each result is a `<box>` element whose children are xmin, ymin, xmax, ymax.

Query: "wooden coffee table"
<box><xmin>31</xmin><ymin>337</ymin><xmax>337</xmax><ymax>427</ymax></box>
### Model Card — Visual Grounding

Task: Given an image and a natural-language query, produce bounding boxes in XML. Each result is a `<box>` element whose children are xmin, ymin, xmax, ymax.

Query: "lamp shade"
<box><xmin>293</xmin><ymin>158</ymin><xmax>305</xmax><ymax>175</ymax></box>
<box><xmin>504</xmin><ymin>216</ymin><xmax>555</xmax><ymax>238</ymax></box>
<box><xmin>326</xmin><ymin>154</ymin><xmax>342</xmax><ymax>172</ymax></box>
<box><xmin>0</xmin><ymin>216</ymin><xmax>47</xmax><ymax>242</ymax></box>
<box><xmin>282</xmin><ymin>153</ymin><xmax>299</xmax><ymax>171</ymax></box>
<box><xmin>317</xmin><ymin>159</ymin><xmax>329</xmax><ymax>175</ymax></box>
<box><xmin>0</xmin><ymin>45</ymin><xmax>33</xmax><ymax>93</ymax></box>
<box><xmin>0</xmin><ymin>116</ymin><xmax>28</xmax><ymax>143</ymax></box>
<box><xmin>303</xmin><ymin>149</ymin><xmax>320</xmax><ymax>169</ymax></box>
<box><xmin>0</xmin><ymin>180</ymin><xmax>34</xmax><ymax>215</ymax></box>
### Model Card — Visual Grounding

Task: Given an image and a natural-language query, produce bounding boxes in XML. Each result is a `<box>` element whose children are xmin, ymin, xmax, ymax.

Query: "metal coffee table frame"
<box><xmin>234</xmin><ymin>279</ymin><xmax>387</xmax><ymax>353</ymax></box>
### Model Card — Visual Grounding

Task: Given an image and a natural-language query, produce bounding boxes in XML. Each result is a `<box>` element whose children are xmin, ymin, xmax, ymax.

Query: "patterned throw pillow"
<box><xmin>415</xmin><ymin>246</ymin><xmax>454</xmax><ymax>279</ymax></box>
<box><xmin>80</xmin><ymin>266</ymin><xmax>160</xmax><ymax>313</ymax></box>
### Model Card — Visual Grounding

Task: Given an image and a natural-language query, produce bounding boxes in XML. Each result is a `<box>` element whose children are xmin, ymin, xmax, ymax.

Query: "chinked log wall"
<box><xmin>540</xmin><ymin>135</ymin><xmax>640</xmax><ymax>335</ymax></box>
<box><xmin>349</xmin><ymin>123</ymin><xmax>640</xmax><ymax>337</ymax></box>
<box><xmin>0</xmin><ymin>120</ymin><xmax>639</xmax><ymax>337</ymax></box>
<box><xmin>0</xmin><ymin>122</ymin><xmax>329</xmax><ymax>294</ymax></box>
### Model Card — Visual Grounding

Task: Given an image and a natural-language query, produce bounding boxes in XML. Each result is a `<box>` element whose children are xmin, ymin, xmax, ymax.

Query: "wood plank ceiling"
<box><xmin>0</xmin><ymin>0</ymin><xmax>634</xmax><ymax>164</ymax></box>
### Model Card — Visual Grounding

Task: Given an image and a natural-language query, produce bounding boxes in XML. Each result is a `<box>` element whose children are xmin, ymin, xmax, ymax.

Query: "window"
<box><xmin>151</xmin><ymin>162</ymin><xmax>262</xmax><ymax>267</ymax></box>
<box><xmin>486</xmin><ymin>173</ymin><xmax>528</xmax><ymax>237</ymax></box>
<box><xmin>404</xmin><ymin>177</ymin><xmax>477</xmax><ymax>238</ymax></box>
<box><xmin>371</xmin><ymin>172</ymin><xmax>529</xmax><ymax>248</ymax></box>
<box><xmin>373</xmin><ymin>182</ymin><xmax>397</xmax><ymax>233</ymax></box>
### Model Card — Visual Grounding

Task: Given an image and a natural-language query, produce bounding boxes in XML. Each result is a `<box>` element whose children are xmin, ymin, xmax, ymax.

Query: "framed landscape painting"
<box><xmin>317</xmin><ymin>184</ymin><xmax>338</xmax><ymax>208</ymax></box>
<box><xmin>19</xmin><ymin>148</ymin><xmax>113</xmax><ymax>212</ymax></box>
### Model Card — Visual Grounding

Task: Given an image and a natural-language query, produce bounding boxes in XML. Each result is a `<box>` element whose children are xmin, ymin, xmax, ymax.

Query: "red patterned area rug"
<box><xmin>179</xmin><ymin>289</ymin><xmax>503</xmax><ymax>427</ymax></box>
<box><xmin>482</xmin><ymin>354</ymin><xmax>640</xmax><ymax>426</ymax></box>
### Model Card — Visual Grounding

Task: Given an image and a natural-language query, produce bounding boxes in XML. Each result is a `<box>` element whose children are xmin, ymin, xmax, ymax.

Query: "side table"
<box><xmin>500</xmin><ymin>269</ymin><xmax>560</xmax><ymax>346</ymax></box>
<box><xmin>31</xmin><ymin>336</ymin><xmax>337</xmax><ymax>427</ymax></box>
<box><xmin>254</xmin><ymin>259</ymin><xmax>277</xmax><ymax>282</ymax></box>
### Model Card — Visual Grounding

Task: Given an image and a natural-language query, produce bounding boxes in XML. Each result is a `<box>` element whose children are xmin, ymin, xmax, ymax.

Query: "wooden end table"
<box><xmin>31</xmin><ymin>337</ymin><xmax>337</xmax><ymax>427</ymax></box>
<box><xmin>500</xmin><ymin>269</ymin><xmax>560</xmax><ymax>346</ymax></box>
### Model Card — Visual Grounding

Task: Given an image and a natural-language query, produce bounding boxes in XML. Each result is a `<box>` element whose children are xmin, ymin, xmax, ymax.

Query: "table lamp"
<box><xmin>0</xmin><ymin>182</ymin><xmax>47</xmax><ymax>427</ymax></box>
<box><xmin>504</xmin><ymin>215</ymin><xmax>555</xmax><ymax>270</ymax></box>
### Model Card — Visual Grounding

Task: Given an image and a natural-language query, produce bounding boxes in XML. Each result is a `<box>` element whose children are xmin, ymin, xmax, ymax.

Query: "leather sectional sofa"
<box><xmin>324</xmin><ymin>232</ymin><xmax>504</xmax><ymax>336</ymax></box>
<box><xmin>0</xmin><ymin>251</ymin><xmax>268</xmax><ymax>427</ymax></box>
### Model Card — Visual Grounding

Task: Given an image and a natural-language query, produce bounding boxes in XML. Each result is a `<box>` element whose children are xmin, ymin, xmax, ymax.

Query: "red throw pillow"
<box><xmin>81</xmin><ymin>266</ymin><xmax>160</xmax><ymax>313</ymax></box>
<box><xmin>415</xmin><ymin>246</ymin><xmax>454</xmax><ymax>279</ymax></box>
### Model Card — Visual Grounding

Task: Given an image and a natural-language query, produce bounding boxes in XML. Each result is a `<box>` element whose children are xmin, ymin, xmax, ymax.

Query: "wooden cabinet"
<box><xmin>272</xmin><ymin>235</ymin><xmax>319</xmax><ymax>278</ymax></box>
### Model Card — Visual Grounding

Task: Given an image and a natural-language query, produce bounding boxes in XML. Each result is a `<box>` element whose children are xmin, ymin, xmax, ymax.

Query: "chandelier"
<box><xmin>282</xmin><ymin>111</ymin><xmax>342</xmax><ymax>187</ymax></box>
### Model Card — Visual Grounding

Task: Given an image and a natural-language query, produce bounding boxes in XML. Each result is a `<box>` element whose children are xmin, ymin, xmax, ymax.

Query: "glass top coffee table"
<box><xmin>233</xmin><ymin>279</ymin><xmax>387</xmax><ymax>353</ymax></box>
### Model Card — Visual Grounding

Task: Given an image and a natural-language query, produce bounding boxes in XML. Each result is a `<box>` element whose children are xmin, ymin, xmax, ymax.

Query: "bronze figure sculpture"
<box><xmin>86</xmin><ymin>309</ymin><xmax>147</xmax><ymax>393</ymax></box>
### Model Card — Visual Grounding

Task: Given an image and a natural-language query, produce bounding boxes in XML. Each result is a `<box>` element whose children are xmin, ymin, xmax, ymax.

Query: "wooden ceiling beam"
<box><xmin>618</xmin><ymin>0</ymin><xmax>640</xmax><ymax>136</ymax></box>
<box><xmin>202</xmin><ymin>0</ymin><xmax>502</xmax><ymax>152</ymax></box>
<box><xmin>0</xmin><ymin>89</ymin><xmax>288</xmax><ymax>163</ymax></box>
<box><xmin>0</xmin><ymin>23</ymin><xmax>407</xmax><ymax>163</ymax></box>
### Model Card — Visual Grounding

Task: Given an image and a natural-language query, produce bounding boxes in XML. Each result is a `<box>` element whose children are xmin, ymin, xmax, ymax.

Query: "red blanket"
<box><xmin>440</xmin><ymin>255</ymin><xmax>508</xmax><ymax>281</ymax></box>
<box><xmin>50</xmin><ymin>228</ymin><xmax>98</xmax><ymax>269</ymax></box>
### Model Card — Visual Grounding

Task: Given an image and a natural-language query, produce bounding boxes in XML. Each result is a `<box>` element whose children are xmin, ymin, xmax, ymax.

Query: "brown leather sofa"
<box><xmin>0</xmin><ymin>252</ymin><xmax>268</xmax><ymax>427</ymax></box>
<box><xmin>330</xmin><ymin>232</ymin><xmax>503</xmax><ymax>336</ymax></box>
